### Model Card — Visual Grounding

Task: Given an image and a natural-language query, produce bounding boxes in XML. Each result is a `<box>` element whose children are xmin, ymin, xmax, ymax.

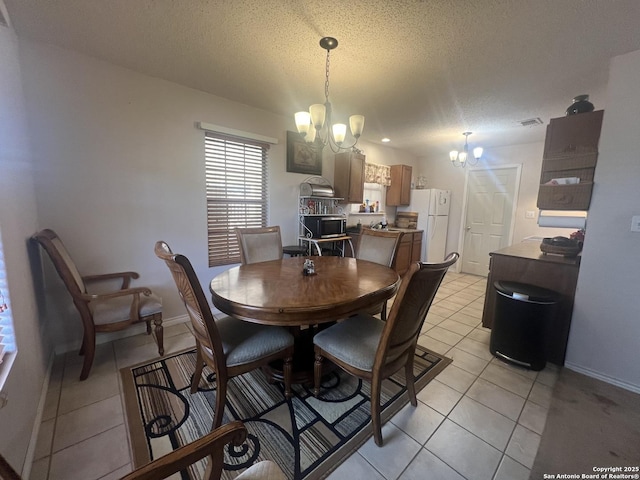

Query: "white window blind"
<box><xmin>205</xmin><ymin>131</ymin><xmax>269</xmax><ymax>267</ymax></box>
<box><xmin>0</xmin><ymin>235</ymin><xmax>16</xmax><ymax>389</ymax></box>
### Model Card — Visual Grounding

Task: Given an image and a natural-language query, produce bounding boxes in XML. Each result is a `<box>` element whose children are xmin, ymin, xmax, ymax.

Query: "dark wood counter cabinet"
<box><xmin>481</xmin><ymin>241</ymin><xmax>580</xmax><ymax>365</ymax></box>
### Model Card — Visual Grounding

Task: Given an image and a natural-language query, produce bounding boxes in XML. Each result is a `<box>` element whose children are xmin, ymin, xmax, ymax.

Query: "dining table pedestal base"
<box><xmin>262</xmin><ymin>325</ymin><xmax>334</xmax><ymax>386</ymax></box>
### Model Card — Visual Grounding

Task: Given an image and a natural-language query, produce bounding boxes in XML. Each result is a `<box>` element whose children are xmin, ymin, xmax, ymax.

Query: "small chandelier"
<box><xmin>450</xmin><ymin>131</ymin><xmax>483</xmax><ymax>167</ymax></box>
<box><xmin>295</xmin><ymin>37</ymin><xmax>365</xmax><ymax>153</ymax></box>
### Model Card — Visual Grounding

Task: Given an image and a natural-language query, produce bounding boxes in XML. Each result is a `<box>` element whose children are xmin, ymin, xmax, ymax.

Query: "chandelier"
<box><xmin>295</xmin><ymin>37</ymin><xmax>365</xmax><ymax>153</ymax></box>
<box><xmin>450</xmin><ymin>132</ymin><xmax>483</xmax><ymax>167</ymax></box>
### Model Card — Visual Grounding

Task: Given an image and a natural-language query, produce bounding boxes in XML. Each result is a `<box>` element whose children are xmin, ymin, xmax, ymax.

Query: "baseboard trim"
<box><xmin>22</xmin><ymin>349</ymin><xmax>55</xmax><ymax>479</ymax></box>
<box><xmin>564</xmin><ymin>361</ymin><xmax>640</xmax><ymax>394</ymax></box>
<box><xmin>54</xmin><ymin>314</ymin><xmax>190</xmax><ymax>356</ymax></box>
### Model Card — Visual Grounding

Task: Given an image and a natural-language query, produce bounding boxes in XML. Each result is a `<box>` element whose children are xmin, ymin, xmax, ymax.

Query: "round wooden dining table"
<box><xmin>210</xmin><ymin>256</ymin><xmax>400</xmax><ymax>326</ymax></box>
<box><xmin>210</xmin><ymin>256</ymin><xmax>400</xmax><ymax>384</ymax></box>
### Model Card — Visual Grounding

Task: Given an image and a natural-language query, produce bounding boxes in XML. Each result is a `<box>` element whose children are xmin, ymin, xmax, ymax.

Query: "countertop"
<box><xmin>346</xmin><ymin>226</ymin><xmax>423</xmax><ymax>234</ymax></box>
<box><xmin>491</xmin><ymin>241</ymin><xmax>581</xmax><ymax>266</ymax></box>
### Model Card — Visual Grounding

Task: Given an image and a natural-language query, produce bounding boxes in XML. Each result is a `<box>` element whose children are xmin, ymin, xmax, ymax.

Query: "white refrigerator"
<box><xmin>398</xmin><ymin>188</ymin><xmax>451</xmax><ymax>262</ymax></box>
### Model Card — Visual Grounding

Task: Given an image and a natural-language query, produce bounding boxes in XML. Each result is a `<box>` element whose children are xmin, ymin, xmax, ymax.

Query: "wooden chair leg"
<box><xmin>79</xmin><ymin>335</ymin><xmax>86</xmax><ymax>355</ymax></box>
<box><xmin>405</xmin><ymin>355</ymin><xmax>417</xmax><ymax>406</ymax></box>
<box><xmin>212</xmin><ymin>377</ymin><xmax>227</xmax><ymax>430</ymax></box>
<box><xmin>283</xmin><ymin>355</ymin><xmax>293</xmax><ymax>399</ymax></box>
<box><xmin>313</xmin><ymin>352</ymin><xmax>324</xmax><ymax>396</ymax></box>
<box><xmin>371</xmin><ymin>378</ymin><xmax>383</xmax><ymax>447</ymax></box>
<box><xmin>191</xmin><ymin>344</ymin><xmax>204</xmax><ymax>394</ymax></box>
<box><xmin>381</xmin><ymin>300</ymin><xmax>388</xmax><ymax>321</ymax></box>
<box><xmin>154</xmin><ymin>315</ymin><xmax>164</xmax><ymax>355</ymax></box>
<box><xmin>79</xmin><ymin>332</ymin><xmax>96</xmax><ymax>381</ymax></box>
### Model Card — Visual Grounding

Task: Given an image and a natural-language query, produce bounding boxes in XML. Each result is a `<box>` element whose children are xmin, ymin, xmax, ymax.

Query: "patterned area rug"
<box><xmin>121</xmin><ymin>346</ymin><xmax>451</xmax><ymax>480</ymax></box>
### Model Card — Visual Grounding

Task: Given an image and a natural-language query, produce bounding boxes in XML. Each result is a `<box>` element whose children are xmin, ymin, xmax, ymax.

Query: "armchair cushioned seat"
<box><xmin>235</xmin><ymin>460</ymin><xmax>287</xmax><ymax>480</ymax></box>
<box><xmin>92</xmin><ymin>294</ymin><xmax>162</xmax><ymax>325</ymax></box>
<box><xmin>206</xmin><ymin>315</ymin><xmax>295</xmax><ymax>367</ymax></box>
<box><xmin>313</xmin><ymin>315</ymin><xmax>385</xmax><ymax>372</ymax></box>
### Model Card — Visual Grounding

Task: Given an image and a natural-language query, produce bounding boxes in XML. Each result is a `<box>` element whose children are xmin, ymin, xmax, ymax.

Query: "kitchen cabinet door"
<box><xmin>392</xmin><ymin>232</ymin><xmax>411</xmax><ymax>276</ymax></box>
<box><xmin>411</xmin><ymin>232</ymin><xmax>422</xmax><ymax>263</ymax></box>
<box><xmin>386</xmin><ymin>165</ymin><xmax>412</xmax><ymax>206</ymax></box>
<box><xmin>537</xmin><ymin>110</ymin><xmax>604</xmax><ymax>210</ymax></box>
<box><xmin>334</xmin><ymin>152</ymin><xmax>365</xmax><ymax>203</ymax></box>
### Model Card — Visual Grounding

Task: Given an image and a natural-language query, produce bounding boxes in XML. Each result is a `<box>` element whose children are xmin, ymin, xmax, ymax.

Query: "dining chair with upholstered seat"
<box><xmin>355</xmin><ymin>229</ymin><xmax>403</xmax><ymax>320</ymax></box>
<box><xmin>313</xmin><ymin>252</ymin><xmax>459</xmax><ymax>446</ymax></box>
<box><xmin>1</xmin><ymin>421</ymin><xmax>286</xmax><ymax>480</ymax></box>
<box><xmin>155</xmin><ymin>241</ymin><xmax>294</xmax><ymax>429</ymax></box>
<box><xmin>33</xmin><ymin>228</ymin><xmax>163</xmax><ymax>381</ymax></box>
<box><xmin>235</xmin><ymin>226</ymin><xmax>283</xmax><ymax>264</ymax></box>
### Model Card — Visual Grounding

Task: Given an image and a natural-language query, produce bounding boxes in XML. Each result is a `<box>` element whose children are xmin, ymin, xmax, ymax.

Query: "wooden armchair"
<box><xmin>33</xmin><ymin>229</ymin><xmax>163</xmax><ymax>380</ymax></box>
<box><xmin>235</xmin><ymin>226</ymin><xmax>283</xmax><ymax>264</ymax></box>
<box><xmin>1</xmin><ymin>421</ymin><xmax>285</xmax><ymax>480</ymax></box>
<box><xmin>355</xmin><ymin>229</ymin><xmax>403</xmax><ymax>320</ymax></box>
<box><xmin>155</xmin><ymin>241</ymin><xmax>294</xmax><ymax>429</ymax></box>
<box><xmin>313</xmin><ymin>253</ymin><xmax>459</xmax><ymax>446</ymax></box>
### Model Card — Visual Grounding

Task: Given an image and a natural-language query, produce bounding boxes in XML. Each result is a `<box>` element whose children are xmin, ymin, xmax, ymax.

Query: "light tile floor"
<box><xmin>31</xmin><ymin>272</ymin><xmax>558</xmax><ymax>480</ymax></box>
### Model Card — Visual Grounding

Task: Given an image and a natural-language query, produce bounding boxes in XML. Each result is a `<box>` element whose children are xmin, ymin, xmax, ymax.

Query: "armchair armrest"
<box><xmin>74</xmin><ymin>286</ymin><xmax>154</xmax><ymax>322</ymax></box>
<box><xmin>120</xmin><ymin>421</ymin><xmax>247</xmax><ymax>480</ymax></box>
<box><xmin>83</xmin><ymin>271</ymin><xmax>140</xmax><ymax>289</ymax></box>
<box><xmin>81</xmin><ymin>286</ymin><xmax>153</xmax><ymax>301</ymax></box>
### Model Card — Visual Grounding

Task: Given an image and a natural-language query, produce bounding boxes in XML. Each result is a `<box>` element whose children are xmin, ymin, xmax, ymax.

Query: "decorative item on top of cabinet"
<box><xmin>537</xmin><ymin>110</ymin><xmax>604</xmax><ymax>211</ymax></box>
<box><xmin>334</xmin><ymin>152</ymin><xmax>365</xmax><ymax>204</ymax></box>
<box><xmin>386</xmin><ymin>164</ymin><xmax>412</xmax><ymax>206</ymax></box>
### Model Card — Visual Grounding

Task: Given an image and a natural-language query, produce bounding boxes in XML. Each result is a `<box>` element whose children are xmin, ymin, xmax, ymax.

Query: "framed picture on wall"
<box><xmin>286</xmin><ymin>131</ymin><xmax>322</xmax><ymax>175</ymax></box>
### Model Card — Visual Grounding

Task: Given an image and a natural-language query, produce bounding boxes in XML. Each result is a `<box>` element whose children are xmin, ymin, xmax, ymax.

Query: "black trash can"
<box><xmin>489</xmin><ymin>281</ymin><xmax>560</xmax><ymax>371</ymax></box>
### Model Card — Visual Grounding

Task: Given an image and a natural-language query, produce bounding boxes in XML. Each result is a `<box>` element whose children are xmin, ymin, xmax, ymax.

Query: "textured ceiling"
<box><xmin>5</xmin><ymin>0</ymin><xmax>640</xmax><ymax>156</ymax></box>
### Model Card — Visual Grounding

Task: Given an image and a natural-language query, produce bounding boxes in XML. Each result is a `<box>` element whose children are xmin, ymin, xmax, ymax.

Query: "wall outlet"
<box><xmin>631</xmin><ymin>215</ymin><xmax>640</xmax><ymax>232</ymax></box>
<box><xmin>525</xmin><ymin>210</ymin><xmax>536</xmax><ymax>219</ymax></box>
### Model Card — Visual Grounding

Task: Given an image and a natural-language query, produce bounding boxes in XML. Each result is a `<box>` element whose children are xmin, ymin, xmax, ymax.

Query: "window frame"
<box><xmin>0</xmin><ymin>233</ymin><xmax>16</xmax><ymax>390</ymax></box>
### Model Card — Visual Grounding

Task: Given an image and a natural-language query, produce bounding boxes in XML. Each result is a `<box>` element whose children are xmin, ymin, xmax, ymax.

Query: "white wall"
<box><xmin>565</xmin><ymin>49</ymin><xmax>640</xmax><ymax>390</ymax></box>
<box><xmin>17</xmin><ymin>40</ymin><xmax>417</xmax><ymax>350</ymax></box>
<box><xmin>0</xmin><ymin>21</ymin><xmax>51</xmax><ymax>473</ymax></box>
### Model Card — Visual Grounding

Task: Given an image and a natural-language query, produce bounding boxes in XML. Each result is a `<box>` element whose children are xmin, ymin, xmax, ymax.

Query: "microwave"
<box><xmin>303</xmin><ymin>216</ymin><xmax>346</xmax><ymax>239</ymax></box>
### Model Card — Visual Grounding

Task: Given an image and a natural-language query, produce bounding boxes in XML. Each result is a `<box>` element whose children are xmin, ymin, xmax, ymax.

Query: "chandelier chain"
<box><xmin>324</xmin><ymin>49</ymin><xmax>331</xmax><ymax>103</ymax></box>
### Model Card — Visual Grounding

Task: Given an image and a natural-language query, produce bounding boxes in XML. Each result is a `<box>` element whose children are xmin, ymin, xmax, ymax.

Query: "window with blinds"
<box><xmin>205</xmin><ymin>131</ymin><xmax>269</xmax><ymax>267</ymax></box>
<box><xmin>0</xmin><ymin>235</ymin><xmax>16</xmax><ymax>389</ymax></box>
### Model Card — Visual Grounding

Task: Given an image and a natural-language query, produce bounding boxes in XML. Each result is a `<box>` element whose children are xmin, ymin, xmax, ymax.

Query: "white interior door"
<box><xmin>461</xmin><ymin>166</ymin><xmax>520</xmax><ymax>276</ymax></box>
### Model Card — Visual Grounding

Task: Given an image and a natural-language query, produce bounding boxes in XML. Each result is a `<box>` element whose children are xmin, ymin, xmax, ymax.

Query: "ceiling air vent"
<box><xmin>518</xmin><ymin>117</ymin><xmax>544</xmax><ymax>127</ymax></box>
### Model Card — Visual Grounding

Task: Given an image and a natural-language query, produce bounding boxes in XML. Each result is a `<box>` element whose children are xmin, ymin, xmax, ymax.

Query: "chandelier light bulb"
<box><xmin>349</xmin><ymin>115</ymin><xmax>365</xmax><ymax>138</ymax></box>
<box><xmin>333</xmin><ymin>124</ymin><xmax>347</xmax><ymax>144</ymax></box>
<box><xmin>295</xmin><ymin>111</ymin><xmax>311</xmax><ymax>137</ymax></box>
<box><xmin>305</xmin><ymin>125</ymin><xmax>317</xmax><ymax>143</ymax></box>
<box><xmin>309</xmin><ymin>104</ymin><xmax>326</xmax><ymax>130</ymax></box>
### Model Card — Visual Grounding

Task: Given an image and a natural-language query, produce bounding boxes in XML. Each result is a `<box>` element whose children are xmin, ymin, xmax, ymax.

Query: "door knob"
<box><xmin>465</xmin><ymin>226</ymin><xmax>471</xmax><ymax>231</ymax></box>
